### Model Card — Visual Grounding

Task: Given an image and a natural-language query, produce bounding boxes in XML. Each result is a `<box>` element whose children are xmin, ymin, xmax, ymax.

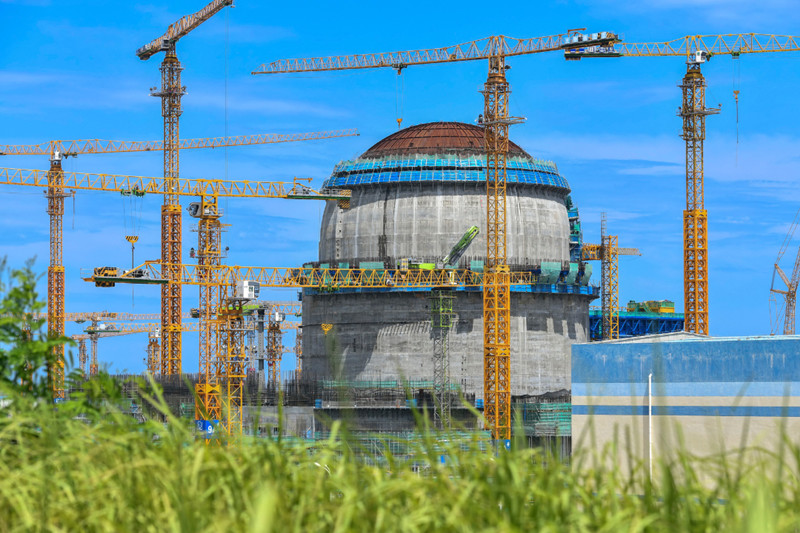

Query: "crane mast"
<box><xmin>195</xmin><ymin>189</ymin><xmax>224</xmax><ymax>425</ymax></box>
<box><xmin>582</xmin><ymin>218</ymin><xmax>641</xmax><ymax>341</ymax></box>
<box><xmin>147</xmin><ymin>333</ymin><xmax>160</xmax><ymax>374</ymax></box>
<box><xmin>267</xmin><ymin>318</ymin><xmax>282</xmax><ymax>396</ymax></box>
<box><xmin>482</xmin><ymin>49</ymin><xmax>514</xmax><ymax>440</ymax></box>
<box><xmin>679</xmin><ymin>53</ymin><xmax>718</xmax><ymax>335</ymax></box>
<box><xmin>137</xmin><ymin>0</ymin><xmax>235</xmax><ymax>377</ymax></box>
<box><xmin>156</xmin><ymin>44</ymin><xmax>185</xmax><ymax>376</ymax></box>
<box><xmin>46</xmin><ymin>154</ymin><xmax>67</xmax><ymax>399</ymax></box>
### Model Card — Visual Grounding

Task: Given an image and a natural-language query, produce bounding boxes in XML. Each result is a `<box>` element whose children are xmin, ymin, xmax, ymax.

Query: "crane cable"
<box><xmin>395</xmin><ymin>66</ymin><xmax>405</xmax><ymax>129</ymax></box>
<box><xmin>732</xmin><ymin>55</ymin><xmax>741</xmax><ymax>164</ymax></box>
<box><xmin>224</xmin><ymin>8</ymin><xmax>230</xmax><ymax>221</ymax></box>
<box><xmin>121</xmin><ymin>189</ymin><xmax>143</xmax><ymax>309</ymax></box>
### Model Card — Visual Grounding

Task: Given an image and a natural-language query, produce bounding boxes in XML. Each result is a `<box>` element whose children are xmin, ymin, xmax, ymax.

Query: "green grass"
<box><xmin>0</xmin><ymin>379</ymin><xmax>799</xmax><ymax>532</ymax></box>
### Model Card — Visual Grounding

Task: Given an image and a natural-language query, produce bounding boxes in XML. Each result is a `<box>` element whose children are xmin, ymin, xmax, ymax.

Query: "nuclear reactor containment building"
<box><xmin>302</xmin><ymin>122</ymin><xmax>597</xmax><ymax>398</ymax></box>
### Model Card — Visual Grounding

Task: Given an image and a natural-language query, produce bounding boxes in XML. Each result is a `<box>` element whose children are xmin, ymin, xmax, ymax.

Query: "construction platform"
<box><xmin>589</xmin><ymin>309</ymin><xmax>685</xmax><ymax>340</ymax></box>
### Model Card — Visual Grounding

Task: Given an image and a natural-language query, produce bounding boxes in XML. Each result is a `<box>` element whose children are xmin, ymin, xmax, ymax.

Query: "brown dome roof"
<box><xmin>361</xmin><ymin>121</ymin><xmax>529</xmax><ymax>158</ymax></box>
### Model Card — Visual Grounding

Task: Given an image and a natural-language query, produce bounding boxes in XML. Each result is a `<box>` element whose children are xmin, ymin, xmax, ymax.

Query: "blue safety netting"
<box><xmin>323</xmin><ymin>169</ymin><xmax>569</xmax><ymax>189</ymax></box>
<box><xmin>322</xmin><ymin>154</ymin><xmax>569</xmax><ymax>190</ymax></box>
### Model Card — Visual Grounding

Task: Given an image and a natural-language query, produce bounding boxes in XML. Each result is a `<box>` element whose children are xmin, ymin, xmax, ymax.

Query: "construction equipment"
<box><xmin>0</xmin><ymin>128</ymin><xmax>356</xmax><ymax>398</ymax></box>
<box><xmin>626</xmin><ymin>300</ymin><xmax>676</xmax><ymax>314</ymax></box>
<box><xmin>566</xmin><ymin>33</ymin><xmax>800</xmax><ymax>335</ymax></box>
<box><xmin>430</xmin><ymin>227</ymin><xmax>479</xmax><ymax>428</ymax></box>
<box><xmin>442</xmin><ymin>226</ymin><xmax>480</xmax><ymax>267</ymax></box>
<box><xmin>770</xmin><ymin>208</ymin><xmax>800</xmax><ymax>335</ymax></box>
<box><xmin>253</xmin><ymin>29</ymin><xmax>619</xmax><ymax>440</ymax></box>
<box><xmin>137</xmin><ymin>0</ymin><xmax>236</xmax><ymax>382</ymax></box>
<box><xmin>72</xmin><ymin>330</ymin><xmax>140</xmax><ymax>377</ymax></box>
<box><xmin>581</xmin><ymin>213</ymin><xmax>641</xmax><ymax>340</ymax></box>
<box><xmin>85</xmin><ymin>261</ymin><xmax>555</xmax><ymax>289</ymax></box>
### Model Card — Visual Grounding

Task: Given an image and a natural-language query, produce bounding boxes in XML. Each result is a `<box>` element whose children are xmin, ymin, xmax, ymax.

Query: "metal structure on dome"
<box><xmin>566</xmin><ymin>33</ymin><xmax>800</xmax><ymax>335</ymax></box>
<box><xmin>252</xmin><ymin>30</ymin><xmax>619</xmax><ymax>440</ymax></box>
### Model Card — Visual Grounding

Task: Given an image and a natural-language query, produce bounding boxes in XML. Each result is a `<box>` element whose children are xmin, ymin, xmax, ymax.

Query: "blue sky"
<box><xmin>2</xmin><ymin>0</ymin><xmax>800</xmax><ymax>374</ymax></box>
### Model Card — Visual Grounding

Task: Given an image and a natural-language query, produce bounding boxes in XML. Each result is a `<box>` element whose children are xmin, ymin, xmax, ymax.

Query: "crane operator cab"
<box><xmin>690</xmin><ymin>50</ymin><xmax>711</xmax><ymax>65</ymax></box>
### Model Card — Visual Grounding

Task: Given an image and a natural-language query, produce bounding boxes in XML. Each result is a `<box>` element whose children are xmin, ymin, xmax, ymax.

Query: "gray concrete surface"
<box><xmin>303</xmin><ymin>290</ymin><xmax>592</xmax><ymax>397</ymax></box>
<box><xmin>319</xmin><ymin>183</ymin><xmax>570</xmax><ymax>266</ymax></box>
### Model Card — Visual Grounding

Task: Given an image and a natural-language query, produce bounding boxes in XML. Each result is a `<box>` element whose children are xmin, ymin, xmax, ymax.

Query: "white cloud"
<box><xmin>185</xmin><ymin>92</ymin><xmax>351</xmax><ymax>118</ymax></box>
<box><xmin>0</xmin><ymin>70</ymin><xmax>60</xmax><ymax>86</ymax></box>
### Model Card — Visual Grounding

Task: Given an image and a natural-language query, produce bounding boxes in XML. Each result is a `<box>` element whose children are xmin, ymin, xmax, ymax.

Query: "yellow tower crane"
<box><xmin>136</xmin><ymin>0</ymin><xmax>236</xmax><ymax>381</ymax></box>
<box><xmin>72</xmin><ymin>331</ymin><xmax>140</xmax><ymax>377</ymax></box>
<box><xmin>81</xmin><ymin>313</ymin><xmax>299</xmax><ymax>377</ymax></box>
<box><xmin>566</xmin><ymin>33</ymin><xmax>800</xmax><ymax>336</ymax></box>
<box><xmin>581</xmin><ymin>213</ymin><xmax>641</xmax><ymax>340</ymax></box>
<box><xmin>0</xmin><ymin>128</ymin><xmax>356</xmax><ymax>397</ymax></box>
<box><xmin>251</xmin><ymin>30</ymin><xmax>619</xmax><ymax>440</ymax></box>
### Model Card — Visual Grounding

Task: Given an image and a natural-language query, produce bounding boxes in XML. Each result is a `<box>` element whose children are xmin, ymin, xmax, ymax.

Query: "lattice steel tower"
<box><xmin>431</xmin><ymin>289</ymin><xmax>456</xmax><ymax>429</ymax></box>
<box><xmin>679</xmin><ymin>51</ymin><xmax>719</xmax><ymax>335</ymax></box>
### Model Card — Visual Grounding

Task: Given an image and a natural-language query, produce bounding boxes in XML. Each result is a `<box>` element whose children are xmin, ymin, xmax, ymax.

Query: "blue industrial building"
<box><xmin>572</xmin><ymin>333</ymin><xmax>800</xmax><ymax>472</ymax></box>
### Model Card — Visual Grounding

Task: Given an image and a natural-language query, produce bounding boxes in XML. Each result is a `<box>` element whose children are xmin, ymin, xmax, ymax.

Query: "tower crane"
<box><xmin>770</xmin><ymin>208</ymin><xmax>800</xmax><ymax>335</ymax></box>
<box><xmin>80</xmin><ymin>313</ymin><xmax>298</xmax><ymax>377</ymax></box>
<box><xmin>581</xmin><ymin>213</ymin><xmax>641</xmax><ymax>340</ymax></box>
<box><xmin>0</xmin><ymin>128</ymin><xmax>356</xmax><ymax>398</ymax></box>
<box><xmin>72</xmin><ymin>330</ymin><xmax>140</xmax><ymax>377</ymax></box>
<box><xmin>252</xmin><ymin>30</ymin><xmax>620</xmax><ymax>440</ymax></box>
<box><xmin>565</xmin><ymin>33</ymin><xmax>800</xmax><ymax>336</ymax></box>
<box><xmin>137</xmin><ymin>0</ymin><xmax>235</xmax><ymax>384</ymax></box>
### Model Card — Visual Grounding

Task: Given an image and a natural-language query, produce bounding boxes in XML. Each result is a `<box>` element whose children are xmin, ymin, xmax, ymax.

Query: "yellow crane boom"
<box><xmin>136</xmin><ymin>0</ymin><xmax>234</xmax><ymax>60</ymax></box>
<box><xmin>565</xmin><ymin>33</ymin><xmax>800</xmax><ymax>58</ymax></box>
<box><xmin>0</xmin><ymin>168</ymin><xmax>347</xmax><ymax>200</ymax></box>
<box><xmin>253</xmin><ymin>32</ymin><xmax>618</xmax><ymax>74</ymax></box>
<box><xmin>86</xmin><ymin>260</ymin><xmax>545</xmax><ymax>289</ymax></box>
<box><xmin>0</xmin><ymin>130</ymin><xmax>358</xmax><ymax>157</ymax></box>
<box><xmin>252</xmin><ymin>29</ymin><xmax>618</xmax><ymax>440</ymax></box>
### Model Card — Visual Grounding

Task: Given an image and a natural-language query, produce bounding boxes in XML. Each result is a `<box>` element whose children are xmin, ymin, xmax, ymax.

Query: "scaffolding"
<box><xmin>430</xmin><ymin>289</ymin><xmax>456</xmax><ymax>429</ymax></box>
<box><xmin>219</xmin><ymin>300</ymin><xmax>246</xmax><ymax>436</ymax></box>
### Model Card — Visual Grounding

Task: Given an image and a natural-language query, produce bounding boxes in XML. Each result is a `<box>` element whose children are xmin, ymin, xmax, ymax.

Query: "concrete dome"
<box><xmin>362</xmin><ymin>121</ymin><xmax>529</xmax><ymax>158</ymax></box>
<box><xmin>319</xmin><ymin>121</ymin><xmax>571</xmax><ymax>267</ymax></box>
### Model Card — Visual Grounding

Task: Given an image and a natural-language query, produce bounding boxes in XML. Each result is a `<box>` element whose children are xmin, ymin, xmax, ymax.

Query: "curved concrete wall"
<box><xmin>302</xmin><ymin>291</ymin><xmax>592</xmax><ymax>397</ymax></box>
<box><xmin>319</xmin><ymin>183</ymin><xmax>570</xmax><ymax>266</ymax></box>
